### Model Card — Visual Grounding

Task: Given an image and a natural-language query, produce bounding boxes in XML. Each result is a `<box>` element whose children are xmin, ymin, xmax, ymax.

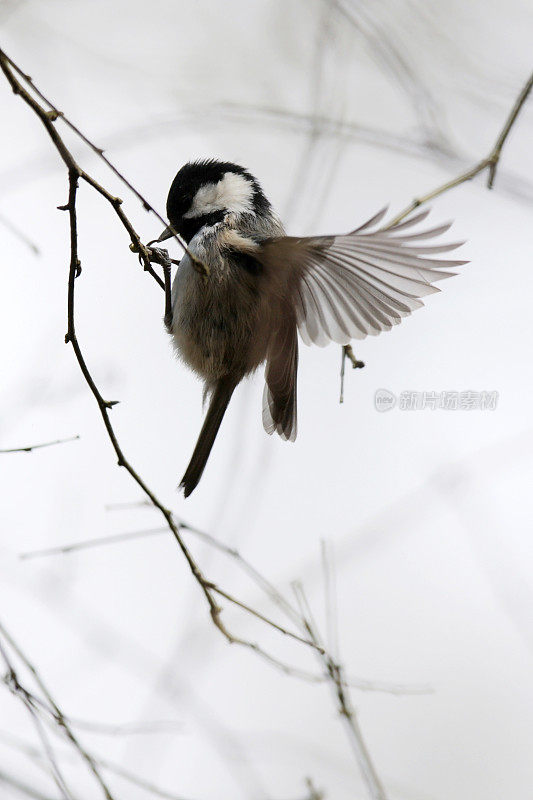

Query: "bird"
<box><xmin>156</xmin><ymin>158</ymin><xmax>466</xmax><ymax>497</ymax></box>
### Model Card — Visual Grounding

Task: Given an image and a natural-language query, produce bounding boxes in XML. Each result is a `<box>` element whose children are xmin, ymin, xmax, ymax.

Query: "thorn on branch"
<box><xmin>487</xmin><ymin>154</ymin><xmax>500</xmax><ymax>190</ymax></box>
<box><xmin>57</xmin><ymin>203</ymin><xmax>69</xmax><ymax>211</ymax></box>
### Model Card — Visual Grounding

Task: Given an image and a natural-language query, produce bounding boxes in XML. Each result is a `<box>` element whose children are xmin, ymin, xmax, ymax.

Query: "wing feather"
<box><xmin>374</xmin><ymin>209</ymin><xmax>431</xmax><ymax>231</ymax></box>
<box><xmin>351</xmin><ymin>206</ymin><xmax>389</xmax><ymax>233</ymax></box>
<box><xmin>256</xmin><ymin>208</ymin><xmax>466</xmax><ymax>347</ymax></box>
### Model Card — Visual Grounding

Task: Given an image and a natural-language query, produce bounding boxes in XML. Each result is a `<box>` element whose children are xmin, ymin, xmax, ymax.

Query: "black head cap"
<box><xmin>161</xmin><ymin>159</ymin><xmax>271</xmax><ymax>244</ymax></box>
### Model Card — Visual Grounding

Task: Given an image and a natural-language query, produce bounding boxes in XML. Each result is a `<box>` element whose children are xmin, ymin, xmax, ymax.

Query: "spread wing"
<box><xmin>256</xmin><ymin>208</ymin><xmax>467</xmax><ymax>346</ymax></box>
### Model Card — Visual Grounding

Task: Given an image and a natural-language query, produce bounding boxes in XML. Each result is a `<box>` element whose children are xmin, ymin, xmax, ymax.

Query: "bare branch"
<box><xmin>216</xmin><ymin>101</ymin><xmax>533</xmax><ymax>202</ymax></box>
<box><xmin>19</xmin><ymin>522</ymin><xmax>433</xmax><ymax>695</ymax></box>
<box><xmin>19</xmin><ymin>526</ymin><xmax>169</xmax><ymax>559</ymax></box>
<box><xmin>0</xmin><ymin>639</ymin><xmax>75</xmax><ymax>800</ymax></box>
<box><xmin>209</xmin><ymin>584</ymin><xmax>325</xmax><ymax>653</ymax></box>
<box><xmin>0</xmin><ymin>768</ymin><xmax>60</xmax><ymax>800</ymax></box>
<box><xmin>388</xmin><ymin>70</ymin><xmax>533</xmax><ymax>226</ymax></box>
<box><xmin>0</xmin><ymin>51</ymin><xmax>166</xmax><ymax>288</ymax></box>
<box><xmin>0</xmin><ymin>48</ymin><xmax>209</xmax><ymax>278</ymax></box>
<box><xmin>340</xmin><ymin>70</ymin><xmax>533</xmax><ymax>396</ymax></box>
<box><xmin>291</xmin><ymin>584</ymin><xmax>388</xmax><ymax>800</ymax></box>
<box><xmin>321</xmin><ymin>540</ymin><xmax>339</xmax><ymax>662</ymax></box>
<box><xmin>0</xmin><ymin>621</ymin><xmax>116</xmax><ymax>800</ymax></box>
<box><xmin>53</xmin><ymin>718</ymin><xmax>183</xmax><ymax>737</ymax></box>
<box><xmin>0</xmin><ymin>435</ymin><xmax>79</xmax><ymax>454</ymax></box>
<box><xmin>0</xmin><ymin>727</ymin><xmax>194</xmax><ymax>800</ymax></box>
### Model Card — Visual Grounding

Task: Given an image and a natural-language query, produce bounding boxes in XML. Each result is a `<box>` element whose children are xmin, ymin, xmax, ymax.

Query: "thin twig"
<box><xmin>321</xmin><ymin>540</ymin><xmax>339</xmax><ymax>663</ymax></box>
<box><xmin>0</xmin><ymin>49</ymin><xmax>164</xmax><ymax>288</ymax></box>
<box><xmin>388</xmin><ymin>70</ymin><xmax>533</xmax><ymax>226</ymax></box>
<box><xmin>209</xmin><ymin>585</ymin><xmax>324</xmax><ymax>653</ymax></box>
<box><xmin>339</xmin><ymin>70</ymin><xmax>533</xmax><ymax>398</ymax></box>
<box><xmin>54</xmin><ymin>718</ymin><xmax>183</xmax><ymax>736</ymax></box>
<box><xmin>0</xmin><ymin>768</ymin><xmax>60</xmax><ymax>800</ymax></box>
<box><xmin>0</xmin><ymin>47</ymin><xmax>304</xmax><ymax>657</ymax></box>
<box><xmin>326</xmin><ymin>659</ymin><xmax>387</xmax><ymax>800</ymax></box>
<box><xmin>61</xmin><ymin>166</ymin><xmax>240</xmax><ymax>645</ymax></box>
<box><xmin>291</xmin><ymin>585</ymin><xmax>388</xmax><ymax>800</ymax></box>
<box><xmin>0</xmin><ymin>435</ymin><xmax>79</xmax><ymax>454</ymax></box>
<box><xmin>216</xmin><ymin>100</ymin><xmax>533</xmax><ymax>202</ymax></box>
<box><xmin>0</xmin><ymin>47</ymin><xmax>208</xmax><ymax>278</ymax></box>
<box><xmin>19</xmin><ymin>523</ymin><xmax>433</xmax><ymax>693</ymax></box>
<box><xmin>0</xmin><ymin>639</ymin><xmax>74</xmax><ymax>800</ymax></box>
<box><xmin>19</xmin><ymin>526</ymin><xmax>169</xmax><ymax>559</ymax></box>
<box><xmin>0</xmin><ymin>621</ymin><xmax>128</xmax><ymax>800</ymax></box>
<box><xmin>0</xmin><ymin>728</ymin><xmax>193</xmax><ymax>800</ymax></box>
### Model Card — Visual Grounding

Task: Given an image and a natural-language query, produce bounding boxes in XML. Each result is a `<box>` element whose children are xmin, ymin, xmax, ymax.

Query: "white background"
<box><xmin>1</xmin><ymin>1</ymin><xmax>532</xmax><ymax>798</ymax></box>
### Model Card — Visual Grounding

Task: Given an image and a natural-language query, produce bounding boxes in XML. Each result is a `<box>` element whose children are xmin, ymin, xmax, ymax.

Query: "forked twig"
<box><xmin>0</xmin><ymin>48</ymin><xmax>208</xmax><ymax>279</ymax></box>
<box><xmin>0</xmin><ymin>621</ymin><xmax>116</xmax><ymax>800</ymax></box>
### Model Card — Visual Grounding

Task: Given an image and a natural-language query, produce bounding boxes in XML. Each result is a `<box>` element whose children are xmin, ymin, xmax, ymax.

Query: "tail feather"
<box><xmin>180</xmin><ymin>376</ymin><xmax>236</xmax><ymax>497</ymax></box>
<box><xmin>262</xmin><ymin>309</ymin><xmax>299</xmax><ymax>442</ymax></box>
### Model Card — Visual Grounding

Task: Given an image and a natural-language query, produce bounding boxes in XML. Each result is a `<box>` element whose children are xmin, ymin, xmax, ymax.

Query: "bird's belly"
<box><xmin>170</xmin><ymin>255</ymin><xmax>266</xmax><ymax>382</ymax></box>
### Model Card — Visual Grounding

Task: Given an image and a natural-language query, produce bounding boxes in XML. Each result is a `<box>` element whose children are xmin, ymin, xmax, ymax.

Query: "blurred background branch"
<box><xmin>0</xmin><ymin>435</ymin><xmax>79</xmax><ymax>454</ymax></box>
<box><xmin>341</xmin><ymin>67</ymin><xmax>532</xmax><ymax>396</ymax></box>
<box><xmin>388</xmin><ymin>69</ymin><xmax>533</xmax><ymax>226</ymax></box>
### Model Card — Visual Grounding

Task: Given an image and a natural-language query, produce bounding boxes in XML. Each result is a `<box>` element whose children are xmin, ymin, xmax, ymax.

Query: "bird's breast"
<box><xmin>170</xmin><ymin>229</ymin><xmax>269</xmax><ymax>382</ymax></box>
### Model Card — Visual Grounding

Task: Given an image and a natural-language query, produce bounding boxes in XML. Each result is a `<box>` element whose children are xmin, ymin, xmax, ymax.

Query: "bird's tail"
<box><xmin>180</xmin><ymin>376</ymin><xmax>236</xmax><ymax>497</ymax></box>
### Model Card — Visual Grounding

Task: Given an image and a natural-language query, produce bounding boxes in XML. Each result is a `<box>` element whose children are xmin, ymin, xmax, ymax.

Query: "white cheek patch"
<box><xmin>184</xmin><ymin>172</ymin><xmax>254</xmax><ymax>218</ymax></box>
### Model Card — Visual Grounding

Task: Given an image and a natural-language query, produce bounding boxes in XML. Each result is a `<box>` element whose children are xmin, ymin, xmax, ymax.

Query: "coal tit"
<box><xmin>157</xmin><ymin>159</ymin><xmax>465</xmax><ymax>496</ymax></box>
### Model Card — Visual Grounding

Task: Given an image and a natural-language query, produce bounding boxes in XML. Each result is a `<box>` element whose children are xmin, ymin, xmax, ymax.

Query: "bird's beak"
<box><xmin>157</xmin><ymin>225</ymin><xmax>175</xmax><ymax>243</ymax></box>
